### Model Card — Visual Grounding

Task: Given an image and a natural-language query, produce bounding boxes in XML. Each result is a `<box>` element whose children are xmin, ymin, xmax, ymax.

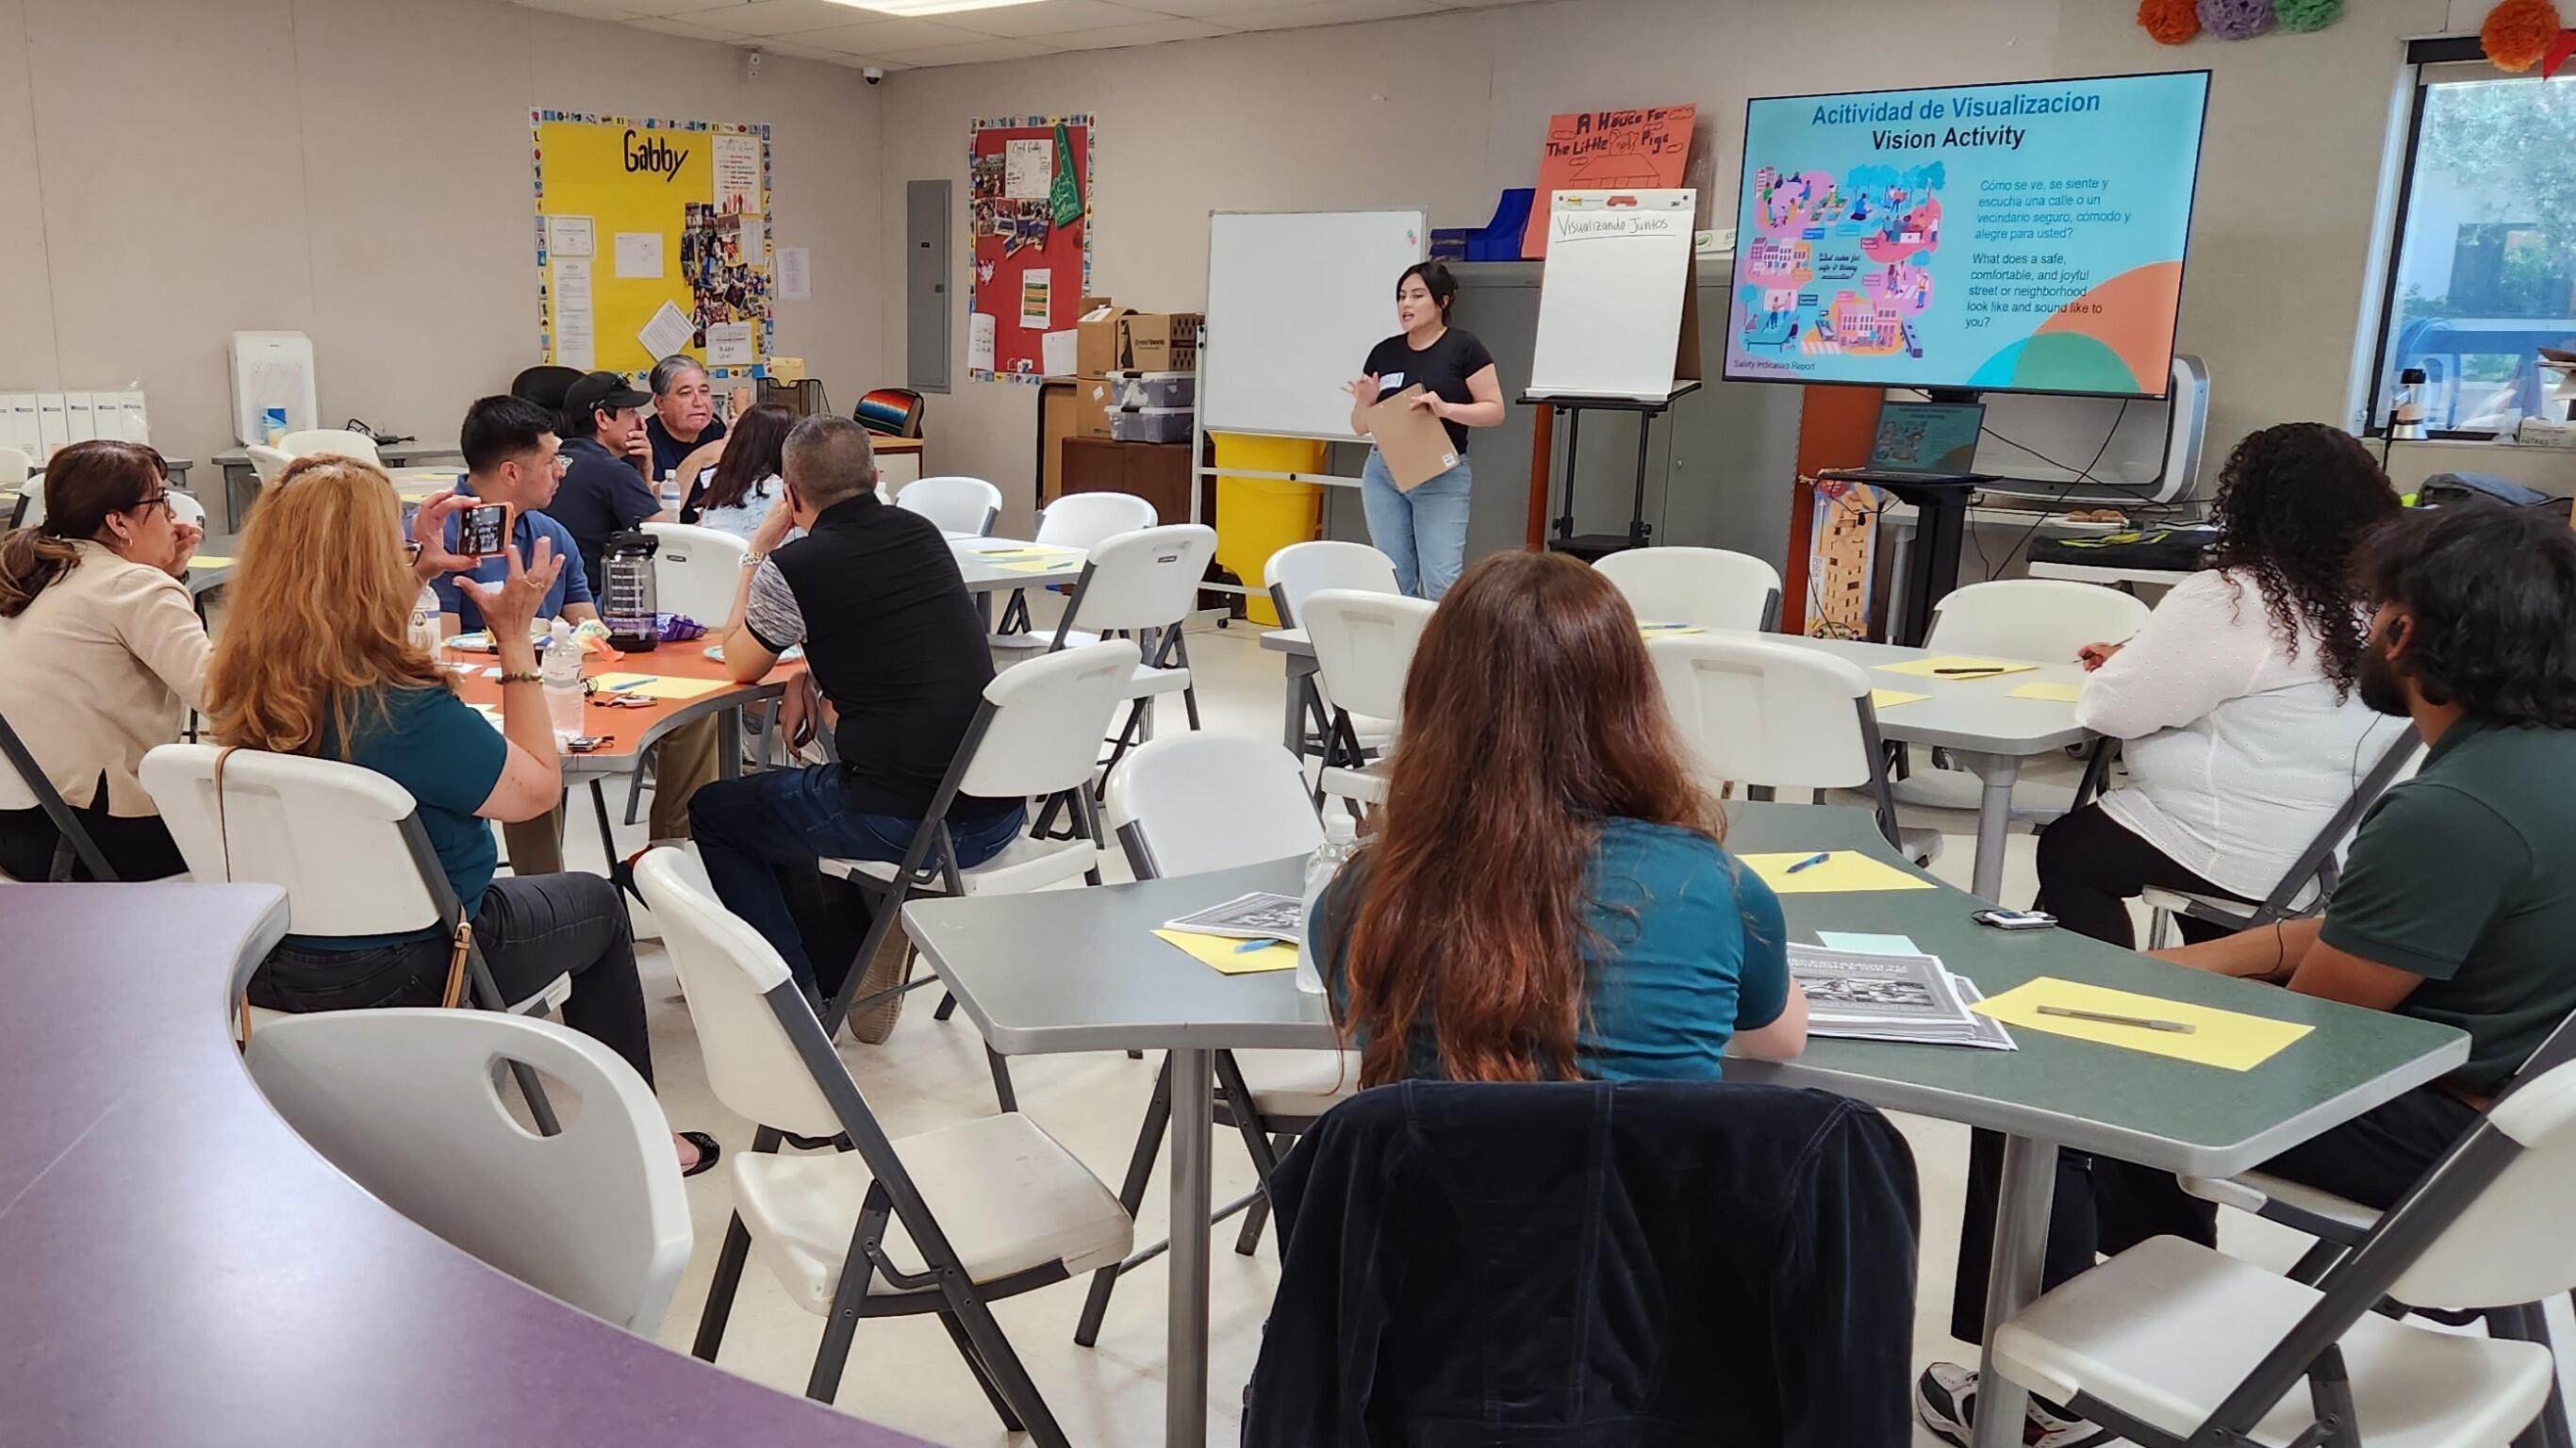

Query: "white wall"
<box><xmin>0</xmin><ymin>0</ymin><xmax>883</xmax><ymax>485</ymax></box>
<box><xmin>870</xmin><ymin>0</ymin><xmax>2461</xmax><ymax>526</ymax></box>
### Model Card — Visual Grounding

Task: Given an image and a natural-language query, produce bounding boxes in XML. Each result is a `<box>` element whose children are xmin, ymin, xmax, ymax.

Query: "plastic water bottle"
<box><xmin>542</xmin><ymin>620</ymin><xmax>586</xmax><ymax>745</ymax></box>
<box><xmin>262</xmin><ymin>405</ymin><xmax>288</xmax><ymax>445</ymax></box>
<box><xmin>1296</xmin><ymin>812</ymin><xmax>1361</xmax><ymax>996</ymax></box>
<box><xmin>407</xmin><ymin>583</ymin><xmax>442</xmax><ymax>658</ymax></box>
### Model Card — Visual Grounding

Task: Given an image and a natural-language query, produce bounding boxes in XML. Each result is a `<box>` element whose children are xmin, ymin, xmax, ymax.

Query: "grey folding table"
<box><xmin>904</xmin><ymin>800</ymin><xmax>2467</xmax><ymax>1448</ymax></box>
<box><xmin>949</xmin><ymin>535</ymin><xmax>1087</xmax><ymax>634</ymax></box>
<box><xmin>1260</xmin><ymin>626</ymin><xmax>2092</xmax><ymax>902</ymax></box>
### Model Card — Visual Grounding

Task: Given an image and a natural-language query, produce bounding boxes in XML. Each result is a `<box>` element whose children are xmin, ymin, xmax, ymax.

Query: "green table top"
<box><xmin>905</xmin><ymin>801</ymin><xmax>2468</xmax><ymax>1176</ymax></box>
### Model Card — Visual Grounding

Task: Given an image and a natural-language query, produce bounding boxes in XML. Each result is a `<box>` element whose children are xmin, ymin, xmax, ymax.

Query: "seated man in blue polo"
<box><xmin>436</xmin><ymin>394</ymin><xmax>718</xmax><ymax>875</ymax></box>
<box><xmin>546</xmin><ymin>370</ymin><xmax>668</xmax><ymax>589</ymax></box>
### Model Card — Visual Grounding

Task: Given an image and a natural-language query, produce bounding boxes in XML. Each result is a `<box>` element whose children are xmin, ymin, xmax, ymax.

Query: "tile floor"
<box><xmin>549</xmin><ymin>614</ymin><xmax>2574</xmax><ymax>1447</ymax></box>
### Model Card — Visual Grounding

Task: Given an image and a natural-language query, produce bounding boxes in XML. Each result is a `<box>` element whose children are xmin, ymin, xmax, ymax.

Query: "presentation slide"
<box><xmin>1724</xmin><ymin>72</ymin><xmax>2208</xmax><ymax>398</ymax></box>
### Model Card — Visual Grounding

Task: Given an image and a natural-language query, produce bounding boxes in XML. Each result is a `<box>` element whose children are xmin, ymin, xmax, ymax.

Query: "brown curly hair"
<box><xmin>2204</xmin><ymin>421</ymin><xmax>2400</xmax><ymax>699</ymax></box>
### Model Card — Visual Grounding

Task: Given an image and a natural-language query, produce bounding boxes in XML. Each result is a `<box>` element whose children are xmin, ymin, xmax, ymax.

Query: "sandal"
<box><xmin>678</xmin><ymin>1129</ymin><xmax>723</xmax><ymax>1178</ymax></box>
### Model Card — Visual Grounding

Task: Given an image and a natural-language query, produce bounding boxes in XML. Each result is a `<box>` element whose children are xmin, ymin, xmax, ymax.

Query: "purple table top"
<box><xmin>0</xmin><ymin>883</ymin><xmax>927</xmax><ymax>1448</ymax></box>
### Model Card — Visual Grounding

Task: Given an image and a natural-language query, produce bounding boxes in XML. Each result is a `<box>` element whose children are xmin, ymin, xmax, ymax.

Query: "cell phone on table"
<box><xmin>459</xmin><ymin>502</ymin><xmax>513</xmax><ymax>557</ymax></box>
<box><xmin>564</xmin><ymin>735</ymin><xmax>609</xmax><ymax>752</ymax></box>
<box><xmin>1973</xmin><ymin>908</ymin><xmax>2057</xmax><ymax>931</ymax></box>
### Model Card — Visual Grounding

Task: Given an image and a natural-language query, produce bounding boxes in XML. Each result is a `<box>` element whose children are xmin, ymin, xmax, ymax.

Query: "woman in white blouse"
<box><xmin>0</xmin><ymin>441</ymin><xmax>206</xmax><ymax>880</ymax></box>
<box><xmin>679</xmin><ymin>402</ymin><xmax>793</xmax><ymax>543</ymax></box>
<box><xmin>2039</xmin><ymin>422</ymin><xmax>2406</xmax><ymax>946</ymax></box>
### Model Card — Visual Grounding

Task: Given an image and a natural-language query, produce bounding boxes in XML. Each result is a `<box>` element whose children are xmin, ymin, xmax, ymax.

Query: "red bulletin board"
<box><xmin>967</xmin><ymin>114</ymin><xmax>1093</xmax><ymax>384</ymax></box>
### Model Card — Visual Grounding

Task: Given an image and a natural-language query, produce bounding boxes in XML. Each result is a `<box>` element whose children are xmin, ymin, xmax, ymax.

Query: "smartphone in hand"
<box><xmin>459</xmin><ymin>502</ymin><xmax>514</xmax><ymax>558</ymax></box>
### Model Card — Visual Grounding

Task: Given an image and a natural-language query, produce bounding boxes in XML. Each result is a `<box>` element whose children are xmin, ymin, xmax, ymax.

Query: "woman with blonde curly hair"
<box><xmin>207</xmin><ymin>454</ymin><xmax>715</xmax><ymax>1176</ymax></box>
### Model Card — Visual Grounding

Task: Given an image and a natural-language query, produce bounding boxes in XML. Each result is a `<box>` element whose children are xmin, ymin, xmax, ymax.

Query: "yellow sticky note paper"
<box><xmin>591</xmin><ymin>672</ymin><xmax>731</xmax><ymax>701</ymax></box>
<box><xmin>1871</xmin><ymin>688</ymin><xmax>1929</xmax><ymax>710</ymax></box>
<box><xmin>1153</xmin><ymin>930</ymin><xmax>1300</xmax><ymax>976</ymax></box>
<box><xmin>1972</xmin><ymin>977</ymin><xmax>2314</xmax><ymax>1071</ymax></box>
<box><xmin>1874</xmin><ymin>655</ymin><xmax>2042</xmax><ymax>679</ymax></box>
<box><xmin>187</xmin><ymin>555</ymin><xmax>236</xmax><ymax>569</ymax></box>
<box><xmin>2009</xmin><ymin>681</ymin><xmax>2085</xmax><ymax>703</ymax></box>
<box><xmin>1738</xmin><ymin>850</ymin><xmax>1936</xmax><ymax>895</ymax></box>
<box><xmin>997</xmin><ymin>558</ymin><xmax>1079</xmax><ymax>573</ymax></box>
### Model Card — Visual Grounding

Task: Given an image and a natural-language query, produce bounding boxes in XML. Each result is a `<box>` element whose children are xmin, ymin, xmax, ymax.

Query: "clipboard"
<box><xmin>1362</xmin><ymin>385</ymin><xmax>1462</xmax><ymax>492</ymax></box>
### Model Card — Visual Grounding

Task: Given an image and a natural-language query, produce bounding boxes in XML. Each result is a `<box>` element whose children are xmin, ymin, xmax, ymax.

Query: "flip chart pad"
<box><xmin>1527</xmin><ymin>189</ymin><xmax>1698</xmax><ymax>402</ymax></box>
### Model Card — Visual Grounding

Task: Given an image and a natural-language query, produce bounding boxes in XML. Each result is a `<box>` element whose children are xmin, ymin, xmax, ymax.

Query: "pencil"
<box><xmin>2037</xmin><ymin>1004</ymin><xmax>2195</xmax><ymax>1034</ymax></box>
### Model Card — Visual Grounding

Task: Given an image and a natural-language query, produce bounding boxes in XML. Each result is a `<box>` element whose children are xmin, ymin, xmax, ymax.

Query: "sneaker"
<box><xmin>846</xmin><ymin>924</ymin><xmax>914</xmax><ymax>1045</ymax></box>
<box><xmin>1917</xmin><ymin>1363</ymin><xmax>2115</xmax><ymax>1448</ymax></box>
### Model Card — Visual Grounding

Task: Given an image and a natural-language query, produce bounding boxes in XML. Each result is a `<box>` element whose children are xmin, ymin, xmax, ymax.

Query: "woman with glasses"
<box><xmin>0</xmin><ymin>440</ymin><xmax>208</xmax><ymax>880</ymax></box>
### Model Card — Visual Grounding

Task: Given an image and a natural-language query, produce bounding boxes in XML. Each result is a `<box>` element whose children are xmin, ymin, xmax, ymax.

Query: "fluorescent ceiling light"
<box><xmin>825</xmin><ymin>0</ymin><xmax>1046</xmax><ymax>14</ymax></box>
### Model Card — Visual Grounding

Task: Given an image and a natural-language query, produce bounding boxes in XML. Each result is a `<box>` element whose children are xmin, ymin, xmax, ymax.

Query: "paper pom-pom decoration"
<box><xmin>2139</xmin><ymin>0</ymin><xmax>2202</xmax><ymax>42</ymax></box>
<box><xmin>2198</xmin><ymin>0</ymin><xmax>2277</xmax><ymax>40</ymax></box>
<box><xmin>2274</xmin><ymin>0</ymin><xmax>2342</xmax><ymax>30</ymax></box>
<box><xmin>2484</xmin><ymin>0</ymin><xmax>2564</xmax><ymax>70</ymax></box>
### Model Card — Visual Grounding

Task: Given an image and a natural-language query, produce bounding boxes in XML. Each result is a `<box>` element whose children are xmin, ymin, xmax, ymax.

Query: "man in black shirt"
<box><xmin>643</xmin><ymin>354</ymin><xmax>727</xmax><ymax>482</ymax></box>
<box><xmin>545</xmin><ymin>370</ymin><xmax>666</xmax><ymax>588</ymax></box>
<box><xmin>696</xmin><ymin>416</ymin><xmax>1026</xmax><ymax>1027</ymax></box>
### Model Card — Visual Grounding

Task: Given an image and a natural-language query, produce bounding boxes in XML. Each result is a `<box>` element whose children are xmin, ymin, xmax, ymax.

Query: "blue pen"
<box><xmin>1784</xmin><ymin>851</ymin><xmax>1834</xmax><ymax>874</ymax></box>
<box><xmin>608</xmin><ymin>677</ymin><xmax>658</xmax><ymax>692</ymax></box>
<box><xmin>1234</xmin><ymin>938</ymin><xmax>1282</xmax><ymax>954</ymax></box>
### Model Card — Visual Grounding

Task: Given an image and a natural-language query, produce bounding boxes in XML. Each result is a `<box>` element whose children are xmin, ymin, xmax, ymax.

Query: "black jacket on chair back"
<box><xmin>1243</xmin><ymin>1079</ymin><xmax>1920</xmax><ymax>1448</ymax></box>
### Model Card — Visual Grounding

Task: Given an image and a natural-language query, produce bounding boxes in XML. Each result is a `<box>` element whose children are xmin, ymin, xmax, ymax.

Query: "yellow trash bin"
<box><xmin>1211</xmin><ymin>434</ymin><xmax>1326</xmax><ymax>626</ymax></box>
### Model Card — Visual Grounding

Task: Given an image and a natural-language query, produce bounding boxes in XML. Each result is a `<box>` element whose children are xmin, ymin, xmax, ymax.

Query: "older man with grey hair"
<box><xmin>643</xmin><ymin>354</ymin><xmax>752</xmax><ymax>482</ymax></box>
<box><xmin>695</xmin><ymin>416</ymin><xmax>1025</xmax><ymax>1036</ymax></box>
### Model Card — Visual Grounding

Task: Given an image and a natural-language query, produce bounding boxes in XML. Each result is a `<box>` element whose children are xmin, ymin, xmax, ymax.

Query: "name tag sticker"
<box><xmin>1379</xmin><ymin>371</ymin><xmax>1405</xmax><ymax>391</ymax></box>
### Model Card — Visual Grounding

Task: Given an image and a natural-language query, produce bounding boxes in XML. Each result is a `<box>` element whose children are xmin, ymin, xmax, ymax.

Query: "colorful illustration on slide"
<box><xmin>1965</xmin><ymin>260</ymin><xmax>2184</xmax><ymax>394</ymax></box>
<box><xmin>1736</xmin><ymin>161</ymin><xmax>1946</xmax><ymax>359</ymax></box>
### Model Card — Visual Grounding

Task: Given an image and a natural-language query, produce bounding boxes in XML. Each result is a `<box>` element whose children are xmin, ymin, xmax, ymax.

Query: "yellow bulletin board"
<box><xmin>531</xmin><ymin>111</ymin><xmax>775</xmax><ymax>377</ymax></box>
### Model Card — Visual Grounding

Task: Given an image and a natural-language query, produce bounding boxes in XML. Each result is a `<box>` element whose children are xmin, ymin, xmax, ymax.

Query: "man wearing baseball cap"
<box><xmin>549</xmin><ymin>370</ymin><xmax>666</xmax><ymax>588</ymax></box>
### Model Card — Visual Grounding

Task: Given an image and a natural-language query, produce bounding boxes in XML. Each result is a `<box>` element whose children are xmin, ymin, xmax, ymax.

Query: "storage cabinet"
<box><xmin>1059</xmin><ymin>437</ymin><xmax>1211</xmax><ymax>524</ymax></box>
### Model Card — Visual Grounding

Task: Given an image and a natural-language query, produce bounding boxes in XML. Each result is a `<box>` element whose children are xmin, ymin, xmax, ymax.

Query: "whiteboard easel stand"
<box><xmin>1525</xmin><ymin>379</ymin><xmax>1701</xmax><ymax>560</ymax></box>
<box><xmin>1184</xmin><ymin>345</ymin><xmax>1371</xmax><ymax>612</ymax></box>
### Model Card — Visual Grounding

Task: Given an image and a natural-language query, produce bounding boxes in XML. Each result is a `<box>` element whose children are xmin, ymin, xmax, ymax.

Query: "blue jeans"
<box><xmin>1360</xmin><ymin>450</ymin><xmax>1474</xmax><ymax>600</ymax></box>
<box><xmin>688</xmin><ymin>764</ymin><xmax>1025</xmax><ymax>1002</ymax></box>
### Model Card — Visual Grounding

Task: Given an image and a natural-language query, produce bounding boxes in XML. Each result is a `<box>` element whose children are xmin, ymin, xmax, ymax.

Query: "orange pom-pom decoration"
<box><xmin>2483</xmin><ymin>0</ymin><xmax>2563</xmax><ymax>71</ymax></box>
<box><xmin>2139</xmin><ymin>0</ymin><xmax>2202</xmax><ymax>43</ymax></box>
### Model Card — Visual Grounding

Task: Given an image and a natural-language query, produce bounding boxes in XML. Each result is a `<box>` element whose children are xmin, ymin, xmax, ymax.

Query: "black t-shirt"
<box><xmin>1364</xmin><ymin>327</ymin><xmax>1496</xmax><ymax>452</ymax></box>
<box><xmin>647</xmin><ymin>412</ymin><xmax>724</xmax><ymax>481</ymax></box>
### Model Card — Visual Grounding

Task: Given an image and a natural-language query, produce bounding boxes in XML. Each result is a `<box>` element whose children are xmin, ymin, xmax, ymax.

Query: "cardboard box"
<box><xmin>1074</xmin><ymin>374</ymin><xmax>1117</xmax><ymax>439</ymax></box>
<box><xmin>1362</xmin><ymin>386</ymin><xmax>1461</xmax><ymax>492</ymax></box>
<box><xmin>1076</xmin><ymin>304</ymin><xmax>1131</xmax><ymax>376</ymax></box>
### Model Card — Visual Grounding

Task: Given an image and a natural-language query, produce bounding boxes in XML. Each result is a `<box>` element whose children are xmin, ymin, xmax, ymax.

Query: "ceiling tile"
<box><xmin>930</xmin><ymin>0</ymin><xmax>1157</xmax><ymax>36</ymax></box>
<box><xmin>1131</xmin><ymin>0</ymin><xmax>1329</xmax><ymax>15</ymax></box>
<box><xmin>792</xmin><ymin>15</ymin><xmax>978</xmax><ymax>52</ymax></box>
<box><xmin>627</xmin><ymin>14</ymin><xmax>738</xmax><ymax>37</ymax></box>
<box><xmin>608</xmin><ymin>0</ymin><xmax>745</xmax><ymax>15</ymax></box>
<box><xmin>1206</xmin><ymin>0</ymin><xmax>1433</xmax><ymax>27</ymax></box>
<box><xmin>1041</xmin><ymin>15</ymin><xmax>1235</xmax><ymax>47</ymax></box>
<box><xmin>512</xmin><ymin>0</ymin><xmax>644</xmax><ymax>18</ymax></box>
<box><xmin>679</xmin><ymin>0</ymin><xmax>868</xmax><ymax>34</ymax></box>
<box><xmin>882</xmin><ymin>33</ymin><xmax>1049</xmax><ymax>62</ymax></box>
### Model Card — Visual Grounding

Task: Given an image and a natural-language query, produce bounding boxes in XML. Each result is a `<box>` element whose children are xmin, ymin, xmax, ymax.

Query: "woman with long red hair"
<box><xmin>1313</xmin><ymin>551</ymin><xmax>1808</xmax><ymax>1086</ymax></box>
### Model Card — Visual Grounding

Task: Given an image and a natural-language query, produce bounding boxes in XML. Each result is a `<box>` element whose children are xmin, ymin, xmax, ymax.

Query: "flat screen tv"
<box><xmin>1723</xmin><ymin>71</ymin><xmax>2209</xmax><ymax>399</ymax></box>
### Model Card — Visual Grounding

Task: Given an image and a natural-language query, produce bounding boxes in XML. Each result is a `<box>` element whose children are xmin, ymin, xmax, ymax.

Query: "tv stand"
<box><xmin>1828</xmin><ymin>384</ymin><xmax>1985</xmax><ymax>646</ymax></box>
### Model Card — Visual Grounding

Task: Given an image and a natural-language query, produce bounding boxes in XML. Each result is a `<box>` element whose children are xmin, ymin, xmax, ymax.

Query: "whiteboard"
<box><xmin>1527</xmin><ymin>189</ymin><xmax>1694</xmax><ymax>402</ymax></box>
<box><xmin>1203</xmin><ymin>209</ymin><xmax>1428</xmax><ymax>440</ymax></box>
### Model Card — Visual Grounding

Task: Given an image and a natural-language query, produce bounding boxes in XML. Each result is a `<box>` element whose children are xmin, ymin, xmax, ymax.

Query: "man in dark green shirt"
<box><xmin>1927</xmin><ymin>501</ymin><xmax>2576</xmax><ymax>1448</ymax></box>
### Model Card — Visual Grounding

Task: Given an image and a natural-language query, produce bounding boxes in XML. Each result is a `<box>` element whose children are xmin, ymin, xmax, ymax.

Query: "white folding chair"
<box><xmin>2141</xmin><ymin>724</ymin><xmax>2423</xmax><ymax>946</ymax></box>
<box><xmin>635</xmin><ymin>847</ymin><xmax>1130</xmax><ymax>1437</ymax></box>
<box><xmin>1263</xmin><ymin>541</ymin><xmax>1401</xmax><ymax>764</ymax></box>
<box><xmin>1300</xmin><ymin>588</ymin><xmax>1438</xmax><ymax>809</ymax></box>
<box><xmin>276</xmin><ymin>427</ymin><xmax>384</xmax><ymax>467</ymax></box>
<box><xmin>895</xmin><ymin>475</ymin><xmax>1003</xmax><ymax>537</ymax></box>
<box><xmin>817</xmin><ymin>640</ymin><xmax>1142</xmax><ymax>1107</ymax></box>
<box><xmin>167</xmin><ymin>490</ymin><xmax>206</xmax><ymax>529</ymax></box>
<box><xmin>244</xmin><ymin>1008</ymin><xmax>689</xmax><ymax>1334</ymax></box>
<box><xmin>1993</xmin><ymin>1058</ymin><xmax>2576</xmax><ymax>1448</ymax></box>
<box><xmin>0</xmin><ymin>446</ymin><xmax>26</xmax><ymax>489</ymax></box>
<box><xmin>1595</xmin><ymin>546</ymin><xmax>1784</xmax><ymax>632</ymax></box>
<box><xmin>12</xmin><ymin>473</ymin><xmax>41</xmax><ymax>530</ymax></box>
<box><xmin>1647</xmin><ymin>634</ymin><xmax>1937</xmax><ymax>864</ymax></box>
<box><xmin>1074</xmin><ymin>733</ymin><xmax>1355</xmax><ymax>1345</ymax></box>
<box><xmin>245</xmin><ymin>444</ymin><xmax>295</xmax><ymax>489</ymax></box>
<box><xmin>139</xmin><ymin>744</ymin><xmax>573</xmax><ymax>1120</ymax></box>
<box><xmin>641</xmin><ymin>522</ymin><xmax>749</xmax><ymax>626</ymax></box>
<box><xmin>1048</xmin><ymin>523</ymin><xmax>1219</xmax><ymax>771</ymax></box>
<box><xmin>1899</xmin><ymin>579</ymin><xmax>2155</xmax><ymax>815</ymax></box>
<box><xmin>993</xmin><ymin>490</ymin><xmax>1158</xmax><ymax>642</ymax></box>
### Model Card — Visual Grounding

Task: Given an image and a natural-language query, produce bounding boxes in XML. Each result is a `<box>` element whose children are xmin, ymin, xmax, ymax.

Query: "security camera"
<box><xmin>864</xmin><ymin>65</ymin><xmax>884</xmax><ymax>85</ymax></box>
